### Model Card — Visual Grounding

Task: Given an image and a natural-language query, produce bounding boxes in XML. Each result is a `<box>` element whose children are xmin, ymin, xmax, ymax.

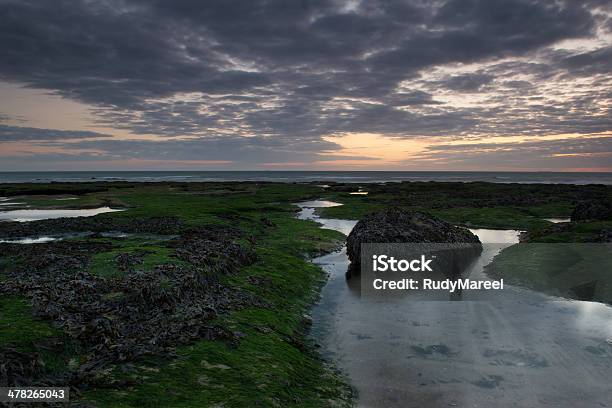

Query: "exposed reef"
<box><xmin>571</xmin><ymin>199</ymin><xmax>612</xmax><ymax>222</ymax></box>
<box><xmin>0</xmin><ymin>222</ymin><xmax>256</xmax><ymax>388</ymax></box>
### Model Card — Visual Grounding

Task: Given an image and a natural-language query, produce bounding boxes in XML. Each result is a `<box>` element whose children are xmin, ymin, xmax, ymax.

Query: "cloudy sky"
<box><xmin>0</xmin><ymin>0</ymin><xmax>610</xmax><ymax>171</ymax></box>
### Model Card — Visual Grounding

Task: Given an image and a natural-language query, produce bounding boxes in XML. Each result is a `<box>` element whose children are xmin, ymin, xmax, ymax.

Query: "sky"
<box><xmin>0</xmin><ymin>0</ymin><xmax>610</xmax><ymax>171</ymax></box>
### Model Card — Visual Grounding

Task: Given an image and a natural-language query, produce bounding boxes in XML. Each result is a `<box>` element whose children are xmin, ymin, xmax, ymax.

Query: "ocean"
<box><xmin>0</xmin><ymin>171</ymin><xmax>611</xmax><ymax>185</ymax></box>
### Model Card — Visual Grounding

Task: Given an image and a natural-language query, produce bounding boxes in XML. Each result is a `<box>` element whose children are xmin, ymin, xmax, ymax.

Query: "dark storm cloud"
<box><xmin>0</xmin><ymin>0</ymin><xmax>270</xmax><ymax>107</ymax></box>
<box><xmin>0</xmin><ymin>125</ymin><xmax>110</xmax><ymax>141</ymax></box>
<box><xmin>558</xmin><ymin>46</ymin><xmax>612</xmax><ymax>76</ymax></box>
<box><xmin>0</xmin><ymin>0</ymin><xmax>610</xmax><ymax>159</ymax></box>
<box><xmin>368</xmin><ymin>0</ymin><xmax>593</xmax><ymax>71</ymax></box>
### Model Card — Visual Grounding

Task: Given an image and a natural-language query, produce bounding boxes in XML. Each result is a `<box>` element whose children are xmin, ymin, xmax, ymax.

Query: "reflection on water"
<box><xmin>0</xmin><ymin>207</ymin><xmax>124</xmax><ymax>222</ymax></box>
<box><xmin>297</xmin><ymin>201</ymin><xmax>356</xmax><ymax>236</ymax></box>
<box><xmin>468</xmin><ymin>228</ymin><xmax>521</xmax><ymax>244</ymax></box>
<box><xmin>296</xmin><ymin>200</ymin><xmax>612</xmax><ymax>408</ymax></box>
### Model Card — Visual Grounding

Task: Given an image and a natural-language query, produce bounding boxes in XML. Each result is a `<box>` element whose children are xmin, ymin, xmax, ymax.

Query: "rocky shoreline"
<box><xmin>1</xmin><ymin>180</ymin><xmax>610</xmax><ymax>406</ymax></box>
<box><xmin>1</xmin><ymin>217</ymin><xmax>258</xmax><ymax>390</ymax></box>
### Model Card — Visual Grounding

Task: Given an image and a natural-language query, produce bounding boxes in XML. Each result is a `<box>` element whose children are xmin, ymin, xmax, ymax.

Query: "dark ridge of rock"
<box><xmin>0</xmin><ymin>348</ymin><xmax>46</xmax><ymax>387</ymax></box>
<box><xmin>518</xmin><ymin>223</ymin><xmax>572</xmax><ymax>243</ymax></box>
<box><xmin>327</xmin><ymin>184</ymin><xmax>357</xmax><ymax>192</ymax></box>
<box><xmin>349</xmin><ymin>181</ymin><xmax>611</xmax><ymax>210</ymax></box>
<box><xmin>571</xmin><ymin>200</ymin><xmax>612</xmax><ymax>222</ymax></box>
<box><xmin>0</xmin><ymin>241</ymin><xmax>113</xmax><ymax>274</ymax></box>
<box><xmin>172</xmin><ymin>225</ymin><xmax>257</xmax><ymax>272</ymax></box>
<box><xmin>115</xmin><ymin>251</ymin><xmax>147</xmax><ymax>272</ymax></box>
<box><xmin>346</xmin><ymin>208</ymin><xmax>481</xmax><ymax>274</ymax></box>
<box><xmin>0</xmin><ymin>227</ymin><xmax>257</xmax><ymax>387</ymax></box>
<box><xmin>0</xmin><ymin>216</ymin><xmax>184</xmax><ymax>239</ymax></box>
<box><xmin>520</xmin><ymin>224</ymin><xmax>612</xmax><ymax>243</ymax></box>
<box><xmin>598</xmin><ymin>229</ymin><xmax>612</xmax><ymax>243</ymax></box>
<box><xmin>0</xmin><ymin>185</ymin><xmax>110</xmax><ymax>197</ymax></box>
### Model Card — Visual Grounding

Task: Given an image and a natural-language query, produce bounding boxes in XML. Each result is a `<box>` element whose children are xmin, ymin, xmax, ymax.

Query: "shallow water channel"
<box><xmin>297</xmin><ymin>200</ymin><xmax>612</xmax><ymax>408</ymax></box>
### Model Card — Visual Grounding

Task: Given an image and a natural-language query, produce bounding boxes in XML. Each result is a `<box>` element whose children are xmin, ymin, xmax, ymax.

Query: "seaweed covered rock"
<box><xmin>0</xmin><ymin>348</ymin><xmax>46</xmax><ymax>386</ymax></box>
<box><xmin>346</xmin><ymin>208</ymin><xmax>481</xmax><ymax>274</ymax></box>
<box><xmin>598</xmin><ymin>229</ymin><xmax>612</xmax><ymax>243</ymax></box>
<box><xmin>0</xmin><ymin>216</ymin><xmax>184</xmax><ymax>239</ymax></box>
<box><xmin>115</xmin><ymin>251</ymin><xmax>147</xmax><ymax>272</ymax></box>
<box><xmin>0</xmin><ymin>226</ymin><xmax>257</xmax><ymax>387</ymax></box>
<box><xmin>571</xmin><ymin>200</ymin><xmax>612</xmax><ymax>222</ymax></box>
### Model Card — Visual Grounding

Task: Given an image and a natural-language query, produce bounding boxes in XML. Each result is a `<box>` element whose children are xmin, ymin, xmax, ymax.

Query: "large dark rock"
<box><xmin>346</xmin><ymin>208</ymin><xmax>481</xmax><ymax>274</ymax></box>
<box><xmin>571</xmin><ymin>200</ymin><xmax>612</xmax><ymax>222</ymax></box>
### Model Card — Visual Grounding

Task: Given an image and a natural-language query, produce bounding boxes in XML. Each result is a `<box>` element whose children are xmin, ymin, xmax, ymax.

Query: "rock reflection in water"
<box><xmin>297</xmin><ymin>200</ymin><xmax>612</xmax><ymax>408</ymax></box>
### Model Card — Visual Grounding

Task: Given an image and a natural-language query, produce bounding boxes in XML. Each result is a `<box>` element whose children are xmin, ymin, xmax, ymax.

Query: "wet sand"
<box><xmin>298</xmin><ymin>201</ymin><xmax>612</xmax><ymax>408</ymax></box>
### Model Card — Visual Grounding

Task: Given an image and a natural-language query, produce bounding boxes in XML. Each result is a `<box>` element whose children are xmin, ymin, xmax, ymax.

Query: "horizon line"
<box><xmin>1</xmin><ymin>170</ymin><xmax>611</xmax><ymax>174</ymax></box>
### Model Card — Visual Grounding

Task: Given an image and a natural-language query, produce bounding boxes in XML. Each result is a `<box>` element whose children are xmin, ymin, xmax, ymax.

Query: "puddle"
<box><xmin>0</xmin><ymin>232</ymin><xmax>168</xmax><ymax>245</ymax></box>
<box><xmin>543</xmin><ymin>217</ymin><xmax>571</xmax><ymax>223</ymax></box>
<box><xmin>0</xmin><ymin>207</ymin><xmax>124</xmax><ymax>222</ymax></box>
<box><xmin>0</xmin><ymin>236</ymin><xmax>59</xmax><ymax>244</ymax></box>
<box><xmin>297</xmin><ymin>200</ymin><xmax>343</xmax><ymax>208</ymax></box>
<box><xmin>349</xmin><ymin>186</ymin><xmax>369</xmax><ymax>195</ymax></box>
<box><xmin>297</xmin><ymin>200</ymin><xmax>612</xmax><ymax>408</ymax></box>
